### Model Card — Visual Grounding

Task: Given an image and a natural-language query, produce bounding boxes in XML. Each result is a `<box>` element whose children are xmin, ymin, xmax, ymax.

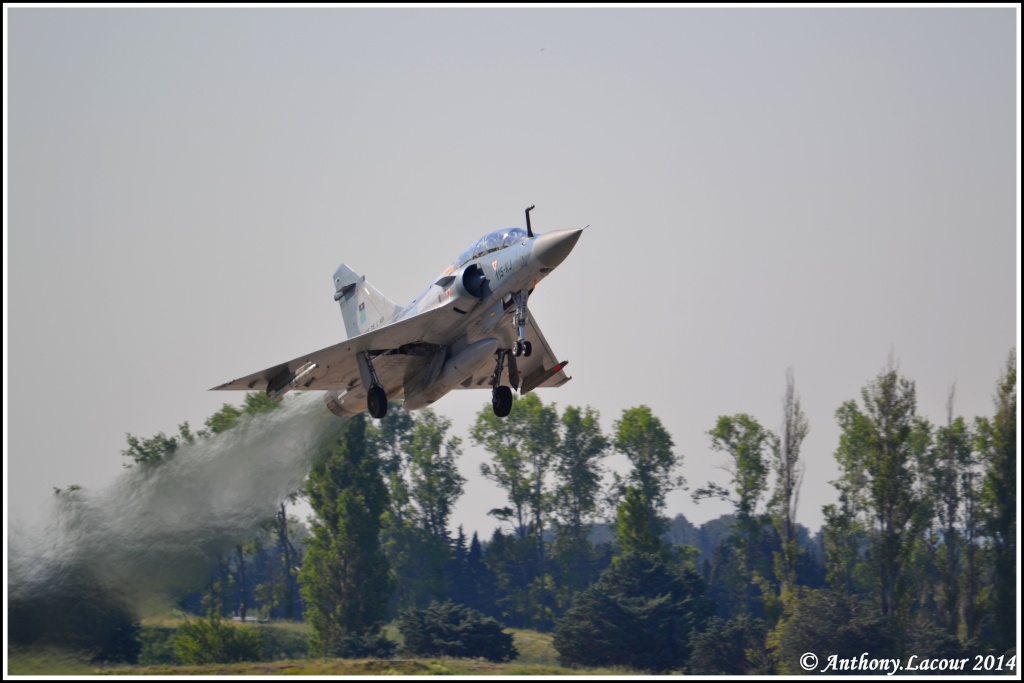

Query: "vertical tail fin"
<box><xmin>332</xmin><ymin>264</ymin><xmax>399</xmax><ymax>339</ymax></box>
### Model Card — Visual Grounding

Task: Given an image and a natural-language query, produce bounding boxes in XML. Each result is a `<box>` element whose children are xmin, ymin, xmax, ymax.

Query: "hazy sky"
<box><xmin>6</xmin><ymin>7</ymin><xmax>1019</xmax><ymax>542</ymax></box>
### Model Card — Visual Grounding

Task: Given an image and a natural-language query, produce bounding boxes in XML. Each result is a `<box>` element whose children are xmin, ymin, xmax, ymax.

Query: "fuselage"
<box><xmin>349</xmin><ymin>226</ymin><xmax>581</xmax><ymax>413</ymax></box>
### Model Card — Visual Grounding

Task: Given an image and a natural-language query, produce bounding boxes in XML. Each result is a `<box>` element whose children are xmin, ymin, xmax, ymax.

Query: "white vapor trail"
<box><xmin>9</xmin><ymin>392</ymin><xmax>346</xmax><ymax>607</ymax></box>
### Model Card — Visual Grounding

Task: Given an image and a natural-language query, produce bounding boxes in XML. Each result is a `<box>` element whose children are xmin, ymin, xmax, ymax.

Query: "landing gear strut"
<box><xmin>513</xmin><ymin>290</ymin><xmax>532</xmax><ymax>357</ymax></box>
<box><xmin>490</xmin><ymin>350</ymin><xmax>514</xmax><ymax>418</ymax></box>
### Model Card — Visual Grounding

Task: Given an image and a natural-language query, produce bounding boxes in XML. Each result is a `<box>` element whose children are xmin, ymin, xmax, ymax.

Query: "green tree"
<box><xmin>382</xmin><ymin>408</ymin><xmax>466</xmax><ymax>612</ymax></box>
<box><xmin>689</xmin><ymin>614</ymin><xmax>769</xmax><ymax>675</ymax></box>
<box><xmin>552</xmin><ymin>405</ymin><xmax>608</xmax><ymax>538</ymax></box>
<box><xmin>122</xmin><ymin>392</ymin><xmax>277</xmax><ymax>468</ymax></box>
<box><xmin>472</xmin><ymin>398</ymin><xmax>530</xmax><ymax>537</ymax></box>
<box><xmin>299</xmin><ymin>415</ymin><xmax>394</xmax><ymax>657</ymax></box>
<box><xmin>472</xmin><ymin>394</ymin><xmax>559</xmax><ymax>538</ymax></box>
<box><xmin>367</xmin><ymin>402</ymin><xmax>416</xmax><ymax>488</ymax></box>
<box><xmin>552</xmin><ymin>552</ymin><xmax>713</xmax><ymax>672</ymax></box>
<box><xmin>695</xmin><ymin>413</ymin><xmax>776</xmax><ymax>618</ymax></box>
<box><xmin>919</xmin><ymin>387</ymin><xmax>973</xmax><ymax>635</ymax></box>
<box><xmin>832</xmin><ymin>360</ymin><xmax>930</xmax><ymax>621</ymax></box>
<box><xmin>975</xmin><ymin>349</ymin><xmax>1016</xmax><ymax>652</ymax></box>
<box><xmin>959</xmin><ymin>444</ymin><xmax>985</xmax><ymax>643</ymax></box>
<box><xmin>449</xmin><ymin>531</ymin><xmax>498</xmax><ymax>619</ymax></box>
<box><xmin>701</xmin><ymin>414</ymin><xmax>773</xmax><ymax>521</ymax></box>
<box><xmin>770</xmin><ymin>369</ymin><xmax>808</xmax><ymax>604</ymax></box>
<box><xmin>615</xmin><ymin>486</ymin><xmax>667</xmax><ymax>558</ymax></box>
<box><xmin>205</xmin><ymin>403</ymin><xmax>242</xmax><ymax>434</ymax></box>
<box><xmin>121</xmin><ymin>428</ymin><xmax>185</xmax><ymax>468</ymax></box>
<box><xmin>406</xmin><ymin>410</ymin><xmax>466</xmax><ymax>543</ymax></box>
<box><xmin>471</xmin><ymin>394</ymin><xmax>559</xmax><ymax>628</ymax></box>
<box><xmin>482</xmin><ymin>528</ymin><xmax>536</xmax><ymax>629</ymax></box>
<box><xmin>241</xmin><ymin>391</ymin><xmax>280</xmax><ymax>416</ymax></box>
<box><xmin>549</xmin><ymin>405</ymin><xmax>609</xmax><ymax>611</ymax></box>
<box><xmin>613</xmin><ymin>406</ymin><xmax>684</xmax><ymax>516</ymax></box>
<box><xmin>772</xmin><ymin>589</ymin><xmax>897</xmax><ymax>675</ymax></box>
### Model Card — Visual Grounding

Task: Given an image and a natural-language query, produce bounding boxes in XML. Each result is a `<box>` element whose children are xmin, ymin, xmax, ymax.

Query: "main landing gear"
<box><xmin>367</xmin><ymin>384</ymin><xmax>388</xmax><ymax>419</ymax></box>
<box><xmin>489</xmin><ymin>349</ymin><xmax>515</xmax><ymax>418</ymax></box>
<box><xmin>513</xmin><ymin>290</ymin><xmax>532</xmax><ymax>358</ymax></box>
<box><xmin>358</xmin><ymin>352</ymin><xmax>389</xmax><ymax>419</ymax></box>
<box><xmin>492</xmin><ymin>385</ymin><xmax>513</xmax><ymax>418</ymax></box>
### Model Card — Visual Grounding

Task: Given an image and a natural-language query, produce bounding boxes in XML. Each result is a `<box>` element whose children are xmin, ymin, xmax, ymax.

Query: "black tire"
<box><xmin>492</xmin><ymin>385</ymin><xmax>513</xmax><ymax>418</ymax></box>
<box><xmin>367</xmin><ymin>385</ymin><xmax>388</xmax><ymax>419</ymax></box>
<box><xmin>523</xmin><ymin>341</ymin><xmax>533</xmax><ymax>357</ymax></box>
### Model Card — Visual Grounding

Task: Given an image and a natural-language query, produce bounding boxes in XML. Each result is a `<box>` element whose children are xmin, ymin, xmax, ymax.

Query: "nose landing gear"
<box><xmin>513</xmin><ymin>290</ymin><xmax>532</xmax><ymax>357</ymax></box>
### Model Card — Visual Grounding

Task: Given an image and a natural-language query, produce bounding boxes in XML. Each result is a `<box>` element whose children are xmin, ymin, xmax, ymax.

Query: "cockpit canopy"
<box><xmin>447</xmin><ymin>227</ymin><xmax>528</xmax><ymax>272</ymax></box>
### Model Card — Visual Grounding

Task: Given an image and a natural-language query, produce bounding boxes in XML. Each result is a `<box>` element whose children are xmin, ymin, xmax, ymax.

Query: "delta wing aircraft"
<box><xmin>212</xmin><ymin>207</ymin><xmax>582</xmax><ymax>419</ymax></box>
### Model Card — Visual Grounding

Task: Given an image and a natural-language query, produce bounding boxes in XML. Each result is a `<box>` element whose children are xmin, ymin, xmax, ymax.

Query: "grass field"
<box><xmin>7</xmin><ymin>624</ymin><xmax>636</xmax><ymax>676</ymax></box>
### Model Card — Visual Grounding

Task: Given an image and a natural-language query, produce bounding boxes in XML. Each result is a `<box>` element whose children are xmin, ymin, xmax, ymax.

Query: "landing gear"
<box><xmin>358</xmin><ymin>351</ymin><xmax>388</xmax><ymax>419</ymax></box>
<box><xmin>492</xmin><ymin>385</ymin><xmax>513</xmax><ymax>417</ymax></box>
<box><xmin>367</xmin><ymin>384</ymin><xmax>388</xmax><ymax>419</ymax></box>
<box><xmin>489</xmin><ymin>350</ymin><xmax>515</xmax><ymax>418</ymax></box>
<box><xmin>513</xmin><ymin>290</ymin><xmax>532</xmax><ymax>357</ymax></box>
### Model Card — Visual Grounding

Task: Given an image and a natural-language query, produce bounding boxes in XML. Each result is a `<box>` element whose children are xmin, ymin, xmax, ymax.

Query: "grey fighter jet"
<box><xmin>211</xmin><ymin>207</ymin><xmax>583</xmax><ymax>419</ymax></box>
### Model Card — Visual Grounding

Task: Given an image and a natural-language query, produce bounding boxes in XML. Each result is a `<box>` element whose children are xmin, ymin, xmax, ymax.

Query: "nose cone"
<box><xmin>532</xmin><ymin>228</ymin><xmax>584</xmax><ymax>269</ymax></box>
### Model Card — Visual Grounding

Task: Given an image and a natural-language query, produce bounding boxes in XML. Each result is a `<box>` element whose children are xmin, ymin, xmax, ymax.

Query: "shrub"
<box><xmin>772</xmin><ymin>589</ymin><xmax>897</xmax><ymax>674</ymax></box>
<box><xmin>320</xmin><ymin>630</ymin><xmax>396</xmax><ymax>659</ymax></box>
<box><xmin>258</xmin><ymin>625</ymin><xmax>309</xmax><ymax>660</ymax></box>
<box><xmin>399</xmin><ymin>600</ymin><xmax>518</xmax><ymax>662</ymax></box>
<box><xmin>171</xmin><ymin>612</ymin><xmax>263</xmax><ymax>664</ymax></box>
<box><xmin>137</xmin><ymin>626</ymin><xmax>178</xmax><ymax>665</ymax></box>
<box><xmin>688</xmin><ymin>615</ymin><xmax>768</xmax><ymax>674</ymax></box>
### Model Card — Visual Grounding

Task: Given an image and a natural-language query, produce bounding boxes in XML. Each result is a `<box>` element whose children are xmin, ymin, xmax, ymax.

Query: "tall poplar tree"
<box><xmin>832</xmin><ymin>360</ymin><xmax>929</xmax><ymax>620</ymax></box>
<box><xmin>770</xmin><ymin>369</ymin><xmax>807</xmax><ymax>602</ymax></box>
<box><xmin>975</xmin><ymin>350</ymin><xmax>1016</xmax><ymax>652</ymax></box>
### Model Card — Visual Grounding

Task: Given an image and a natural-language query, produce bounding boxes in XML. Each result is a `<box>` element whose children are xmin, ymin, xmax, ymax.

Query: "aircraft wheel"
<box><xmin>523</xmin><ymin>341</ymin><xmax>532</xmax><ymax>357</ymax></box>
<box><xmin>492</xmin><ymin>385</ymin><xmax>513</xmax><ymax>418</ymax></box>
<box><xmin>367</xmin><ymin>385</ymin><xmax>388</xmax><ymax>419</ymax></box>
<box><xmin>514</xmin><ymin>341</ymin><xmax>523</xmax><ymax>357</ymax></box>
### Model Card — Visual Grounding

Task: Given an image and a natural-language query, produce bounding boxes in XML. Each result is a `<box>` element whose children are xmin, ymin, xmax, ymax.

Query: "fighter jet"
<box><xmin>211</xmin><ymin>206</ymin><xmax>582</xmax><ymax>419</ymax></box>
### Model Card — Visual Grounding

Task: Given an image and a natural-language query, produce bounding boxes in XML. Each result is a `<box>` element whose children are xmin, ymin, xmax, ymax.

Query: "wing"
<box><xmin>210</xmin><ymin>308</ymin><xmax>453</xmax><ymax>397</ymax></box>
<box><xmin>455</xmin><ymin>308</ymin><xmax>572</xmax><ymax>394</ymax></box>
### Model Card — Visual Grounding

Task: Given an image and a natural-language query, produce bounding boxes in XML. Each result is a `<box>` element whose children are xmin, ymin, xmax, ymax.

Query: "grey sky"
<box><xmin>6</xmin><ymin>8</ymin><xmax>1018</xmax><ymax>540</ymax></box>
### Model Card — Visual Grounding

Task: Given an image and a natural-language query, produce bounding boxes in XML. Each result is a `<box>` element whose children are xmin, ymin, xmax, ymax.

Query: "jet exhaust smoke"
<box><xmin>8</xmin><ymin>392</ymin><xmax>347</xmax><ymax>652</ymax></box>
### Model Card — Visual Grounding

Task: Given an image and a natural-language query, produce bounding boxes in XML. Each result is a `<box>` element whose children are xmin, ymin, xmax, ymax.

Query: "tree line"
<box><xmin>41</xmin><ymin>349</ymin><xmax>1016</xmax><ymax>673</ymax></box>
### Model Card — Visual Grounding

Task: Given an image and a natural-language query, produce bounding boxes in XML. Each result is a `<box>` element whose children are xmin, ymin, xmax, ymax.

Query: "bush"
<box><xmin>688</xmin><ymin>615</ymin><xmax>768</xmax><ymax>674</ymax></box>
<box><xmin>399</xmin><ymin>600</ymin><xmax>518</xmax><ymax>662</ymax></box>
<box><xmin>772</xmin><ymin>589</ymin><xmax>897</xmax><ymax>674</ymax></box>
<box><xmin>320</xmin><ymin>630</ymin><xmax>396</xmax><ymax>659</ymax></box>
<box><xmin>137</xmin><ymin>626</ymin><xmax>178</xmax><ymax>665</ymax></box>
<box><xmin>258</xmin><ymin>625</ymin><xmax>309</xmax><ymax>660</ymax></box>
<box><xmin>172</xmin><ymin>612</ymin><xmax>263</xmax><ymax>664</ymax></box>
<box><xmin>552</xmin><ymin>552</ymin><xmax>713</xmax><ymax>673</ymax></box>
